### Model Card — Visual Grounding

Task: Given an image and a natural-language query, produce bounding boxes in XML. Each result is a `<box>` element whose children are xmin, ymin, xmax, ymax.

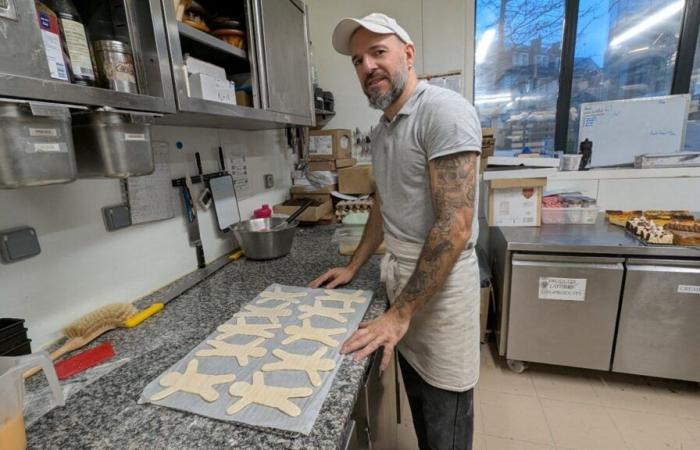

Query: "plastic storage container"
<box><xmin>253</xmin><ymin>204</ymin><xmax>272</xmax><ymax>219</ymax></box>
<box><xmin>0</xmin><ymin>102</ymin><xmax>76</xmax><ymax>188</ymax></box>
<box><xmin>72</xmin><ymin>110</ymin><xmax>154</xmax><ymax>178</ymax></box>
<box><xmin>0</xmin><ymin>353</ymin><xmax>64</xmax><ymax>450</ymax></box>
<box><xmin>542</xmin><ymin>206</ymin><xmax>599</xmax><ymax>224</ymax></box>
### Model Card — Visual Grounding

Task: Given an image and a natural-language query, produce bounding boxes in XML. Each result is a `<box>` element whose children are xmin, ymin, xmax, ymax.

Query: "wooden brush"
<box><xmin>24</xmin><ymin>303</ymin><xmax>137</xmax><ymax>379</ymax></box>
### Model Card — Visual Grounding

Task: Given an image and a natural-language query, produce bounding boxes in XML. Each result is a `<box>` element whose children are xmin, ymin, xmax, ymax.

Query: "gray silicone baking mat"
<box><xmin>139</xmin><ymin>284</ymin><xmax>373</xmax><ymax>435</ymax></box>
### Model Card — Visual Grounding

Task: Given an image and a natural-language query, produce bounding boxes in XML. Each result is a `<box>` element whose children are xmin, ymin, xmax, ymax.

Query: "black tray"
<box><xmin>0</xmin><ymin>318</ymin><xmax>26</xmax><ymax>341</ymax></box>
<box><xmin>1</xmin><ymin>339</ymin><xmax>32</xmax><ymax>357</ymax></box>
<box><xmin>0</xmin><ymin>329</ymin><xmax>28</xmax><ymax>354</ymax></box>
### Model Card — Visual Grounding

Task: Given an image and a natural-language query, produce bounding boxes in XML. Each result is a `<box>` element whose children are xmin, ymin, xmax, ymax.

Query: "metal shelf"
<box><xmin>177</xmin><ymin>23</ymin><xmax>248</xmax><ymax>62</ymax></box>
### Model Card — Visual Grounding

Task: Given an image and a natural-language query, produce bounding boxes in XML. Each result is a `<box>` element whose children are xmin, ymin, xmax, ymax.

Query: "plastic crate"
<box><xmin>542</xmin><ymin>207</ymin><xmax>598</xmax><ymax>224</ymax></box>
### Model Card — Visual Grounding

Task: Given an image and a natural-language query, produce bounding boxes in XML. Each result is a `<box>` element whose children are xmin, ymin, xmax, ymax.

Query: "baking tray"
<box><xmin>625</xmin><ymin>228</ymin><xmax>675</xmax><ymax>247</ymax></box>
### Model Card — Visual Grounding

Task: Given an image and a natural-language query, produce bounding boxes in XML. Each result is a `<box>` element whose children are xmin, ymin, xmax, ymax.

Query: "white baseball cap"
<box><xmin>332</xmin><ymin>13</ymin><xmax>413</xmax><ymax>56</ymax></box>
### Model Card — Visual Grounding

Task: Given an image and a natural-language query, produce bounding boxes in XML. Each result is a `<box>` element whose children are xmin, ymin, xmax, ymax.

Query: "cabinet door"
<box><xmin>613</xmin><ymin>259</ymin><xmax>700</xmax><ymax>382</ymax></box>
<box><xmin>256</xmin><ymin>0</ymin><xmax>313</xmax><ymax>119</ymax></box>
<box><xmin>507</xmin><ymin>254</ymin><xmax>624</xmax><ymax>370</ymax></box>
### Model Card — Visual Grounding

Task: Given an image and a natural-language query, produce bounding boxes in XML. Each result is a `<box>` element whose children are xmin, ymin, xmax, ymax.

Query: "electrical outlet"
<box><xmin>264</xmin><ymin>174</ymin><xmax>274</xmax><ymax>189</ymax></box>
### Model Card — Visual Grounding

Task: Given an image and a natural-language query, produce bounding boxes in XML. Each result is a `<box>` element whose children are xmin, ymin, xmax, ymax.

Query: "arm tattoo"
<box><xmin>392</xmin><ymin>152</ymin><xmax>478</xmax><ymax>314</ymax></box>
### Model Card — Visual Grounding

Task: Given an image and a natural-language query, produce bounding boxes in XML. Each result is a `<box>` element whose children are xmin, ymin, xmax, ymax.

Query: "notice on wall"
<box><xmin>678</xmin><ymin>285</ymin><xmax>700</xmax><ymax>295</ymax></box>
<box><xmin>309</xmin><ymin>135</ymin><xmax>333</xmax><ymax>156</ymax></box>
<box><xmin>229</xmin><ymin>155</ymin><xmax>250</xmax><ymax>195</ymax></box>
<box><xmin>125</xmin><ymin>141</ymin><xmax>174</xmax><ymax>224</ymax></box>
<box><xmin>538</xmin><ymin>277</ymin><xmax>587</xmax><ymax>302</ymax></box>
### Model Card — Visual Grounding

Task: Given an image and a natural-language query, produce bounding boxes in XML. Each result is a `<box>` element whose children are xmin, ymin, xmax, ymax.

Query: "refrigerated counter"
<box><xmin>490</xmin><ymin>214</ymin><xmax>700</xmax><ymax>382</ymax></box>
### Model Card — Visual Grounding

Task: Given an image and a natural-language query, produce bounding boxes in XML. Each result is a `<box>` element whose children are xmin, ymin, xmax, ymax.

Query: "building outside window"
<box><xmin>475</xmin><ymin>0</ymin><xmax>565</xmax><ymax>153</ymax></box>
<box><xmin>566</xmin><ymin>0</ymin><xmax>686</xmax><ymax>151</ymax></box>
<box><xmin>475</xmin><ymin>0</ymin><xmax>691</xmax><ymax>155</ymax></box>
<box><xmin>687</xmin><ymin>27</ymin><xmax>700</xmax><ymax>151</ymax></box>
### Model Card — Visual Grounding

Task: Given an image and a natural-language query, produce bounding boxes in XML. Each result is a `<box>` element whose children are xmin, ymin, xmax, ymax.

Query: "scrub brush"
<box><xmin>24</xmin><ymin>303</ymin><xmax>137</xmax><ymax>379</ymax></box>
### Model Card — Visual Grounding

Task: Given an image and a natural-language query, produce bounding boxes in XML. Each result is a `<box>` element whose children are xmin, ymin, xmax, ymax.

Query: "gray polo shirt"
<box><xmin>371</xmin><ymin>81</ymin><xmax>482</xmax><ymax>247</ymax></box>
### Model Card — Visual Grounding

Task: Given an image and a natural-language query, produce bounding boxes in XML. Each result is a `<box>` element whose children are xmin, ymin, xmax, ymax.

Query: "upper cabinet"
<box><xmin>157</xmin><ymin>0</ymin><xmax>315</xmax><ymax>129</ymax></box>
<box><xmin>255</xmin><ymin>0</ymin><xmax>314</xmax><ymax>119</ymax></box>
<box><xmin>0</xmin><ymin>0</ymin><xmax>176</xmax><ymax>114</ymax></box>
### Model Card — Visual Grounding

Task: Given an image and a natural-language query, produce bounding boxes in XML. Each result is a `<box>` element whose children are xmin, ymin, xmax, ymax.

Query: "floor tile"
<box><xmin>479</xmin><ymin>390</ymin><xmax>553</xmax><ymax>446</ymax></box>
<box><xmin>530</xmin><ymin>365</ymin><xmax>601</xmax><ymax>406</ymax></box>
<box><xmin>651</xmin><ymin>383</ymin><xmax>700</xmax><ymax>420</ymax></box>
<box><xmin>477</xmin><ymin>346</ymin><xmax>537</xmax><ymax>397</ymax></box>
<box><xmin>589</xmin><ymin>372</ymin><xmax>662</xmax><ymax>412</ymax></box>
<box><xmin>607</xmin><ymin>407</ymin><xmax>696</xmax><ymax>450</ymax></box>
<box><xmin>473</xmin><ymin>433</ymin><xmax>487</xmax><ymax>450</ymax></box>
<box><xmin>540</xmin><ymin>399</ymin><xmax>628</xmax><ymax>450</ymax></box>
<box><xmin>483</xmin><ymin>435</ymin><xmax>555</xmax><ymax>450</ymax></box>
<box><xmin>682</xmin><ymin>418</ymin><xmax>700</xmax><ymax>443</ymax></box>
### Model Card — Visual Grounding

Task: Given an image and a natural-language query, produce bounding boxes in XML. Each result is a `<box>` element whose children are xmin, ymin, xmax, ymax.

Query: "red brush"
<box><xmin>54</xmin><ymin>342</ymin><xmax>116</xmax><ymax>380</ymax></box>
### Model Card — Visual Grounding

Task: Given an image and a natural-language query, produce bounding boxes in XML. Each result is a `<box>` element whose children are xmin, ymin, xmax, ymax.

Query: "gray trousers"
<box><xmin>399</xmin><ymin>353</ymin><xmax>474</xmax><ymax>450</ymax></box>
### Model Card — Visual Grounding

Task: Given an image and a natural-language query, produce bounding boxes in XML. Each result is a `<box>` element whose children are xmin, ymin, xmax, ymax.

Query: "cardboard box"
<box><xmin>184</xmin><ymin>55</ymin><xmax>227</xmax><ymax>80</ymax></box>
<box><xmin>309</xmin><ymin>129</ymin><xmax>352</xmax><ymax>161</ymax></box>
<box><xmin>188</xmin><ymin>73</ymin><xmax>236</xmax><ymax>105</ymax></box>
<box><xmin>338</xmin><ymin>165</ymin><xmax>375</xmax><ymax>194</ymax></box>
<box><xmin>289</xmin><ymin>184</ymin><xmax>337</xmax><ymax>194</ymax></box>
<box><xmin>307</xmin><ymin>158</ymin><xmax>356</xmax><ymax>172</ymax></box>
<box><xmin>235</xmin><ymin>91</ymin><xmax>252</xmax><ymax>107</ymax></box>
<box><xmin>487</xmin><ymin>178</ymin><xmax>545</xmax><ymax>227</ymax></box>
<box><xmin>274</xmin><ymin>200</ymin><xmax>332</xmax><ymax>222</ymax></box>
<box><xmin>291</xmin><ymin>193</ymin><xmax>332</xmax><ymax>204</ymax></box>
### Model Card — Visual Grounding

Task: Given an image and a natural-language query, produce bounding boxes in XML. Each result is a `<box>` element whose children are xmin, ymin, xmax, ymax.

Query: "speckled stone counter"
<box><xmin>26</xmin><ymin>226</ymin><xmax>388</xmax><ymax>450</ymax></box>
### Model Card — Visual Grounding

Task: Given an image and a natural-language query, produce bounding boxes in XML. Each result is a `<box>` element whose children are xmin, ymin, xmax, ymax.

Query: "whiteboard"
<box><xmin>578</xmin><ymin>94</ymin><xmax>690</xmax><ymax>167</ymax></box>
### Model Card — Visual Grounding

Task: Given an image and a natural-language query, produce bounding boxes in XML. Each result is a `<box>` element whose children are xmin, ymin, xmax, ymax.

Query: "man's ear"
<box><xmin>404</xmin><ymin>43</ymin><xmax>416</xmax><ymax>70</ymax></box>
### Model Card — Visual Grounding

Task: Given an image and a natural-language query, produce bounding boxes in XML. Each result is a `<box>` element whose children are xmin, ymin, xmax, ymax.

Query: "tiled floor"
<box><xmin>474</xmin><ymin>342</ymin><xmax>700</xmax><ymax>450</ymax></box>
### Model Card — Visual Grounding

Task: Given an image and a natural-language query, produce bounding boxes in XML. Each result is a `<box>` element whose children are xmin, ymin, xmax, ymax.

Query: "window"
<box><xmin>475</xmin><ymin>0</ymin><xmax>565</xmax><ymax>153</ymax></box>
<box><xmin>687</xmin><ymin>28</ymin><xmax>700</xmax><ymax>150</ymax></box>
<box><xmin>566</xmin><ymin>0</ymin><xmax>686</xmax><ymax>151</ymax></box>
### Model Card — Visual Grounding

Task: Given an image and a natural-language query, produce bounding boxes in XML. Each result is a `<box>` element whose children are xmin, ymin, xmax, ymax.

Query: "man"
<box><xmin>309</xmin><ymin>13</ymin><xmax>482</xmax><ymax>450</ymax></box>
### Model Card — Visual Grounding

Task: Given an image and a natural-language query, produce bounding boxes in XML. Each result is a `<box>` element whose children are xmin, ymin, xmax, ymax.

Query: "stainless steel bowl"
<box><xmin>231</xmin><ymin>217</ymin><xmax>298</xmax><ymax>260</ymax></box>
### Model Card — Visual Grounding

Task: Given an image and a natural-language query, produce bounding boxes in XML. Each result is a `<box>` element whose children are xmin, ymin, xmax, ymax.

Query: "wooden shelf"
<box><xmin>177</xmin><ymin>23</ymin><xmax>247</xmax><ymax>61</ymax></box>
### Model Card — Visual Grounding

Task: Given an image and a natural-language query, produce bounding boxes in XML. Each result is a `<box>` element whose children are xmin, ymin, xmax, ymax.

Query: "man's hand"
<box><xmin>309</xmin><ymin>266</ymin><xmax>357</xmax><ymax>289</ymax></box>
<box><xmin>340</xmin><ymin>308</ymin><xmax>410</xmax><ymax>371</ymax></box>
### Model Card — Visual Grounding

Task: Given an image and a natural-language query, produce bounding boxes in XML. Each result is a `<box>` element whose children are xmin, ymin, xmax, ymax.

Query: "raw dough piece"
<box><xmin>256</xmin><ymin>285</ymin><xmax>307</xmax><ymax>305</ymax></box>
<box><xmin>227</xmin><ymin>371</ymin><xmax>313</xmax><ymax>417</ymax></box>
<box><xmin>282</xmin><ymin>319</ymin><xmax>346</xmax><ymax>347</ymax></box>
<box><xmin>150</xmin><ymin>359</ymin><xmax>235</xmax><ymax>403</ymax></box>
<box><xmin>262</xmin><ymin>346</ymin><xmax>336</xmax><ymax>386</ymax></box>
<box><xmin>196</xmin><ymin>338</ymin><xmax>268</xmax><ymax>366</ymax></box>
<box><xmin>216</xmin><ymin>318</ymin><xmax>281</xmax><ymax>340</ymax></box>
<box><xmin>315</xmin><ymin>290</ymin><xmax>368</xmax><ymax>308</ymax></box>
<box><xmin>235</xmin><ymin>303</ymin><xmax>292</xmax><ymax>323</ymax></box>
<box><xmin>298</xmin><ymin>300</ymin><xmax>355</xmax><ymax>323</ymax></box>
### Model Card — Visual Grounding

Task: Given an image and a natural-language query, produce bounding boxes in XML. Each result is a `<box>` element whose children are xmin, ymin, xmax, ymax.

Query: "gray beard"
<box><xmin>366</xmin><ymin>67</ymin><xmax>408</xmax><ymax>111</ymax></box>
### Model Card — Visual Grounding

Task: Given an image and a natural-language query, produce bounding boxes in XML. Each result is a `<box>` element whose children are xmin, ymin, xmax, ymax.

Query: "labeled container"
<box><xmin>0</xmin><ymin>352</ymin><xmax>64</xmax><ymax>450</ymax></box>
<box><xmin>542</xmin><ymin>206</ymin><xmax>599</xmax><ymax>224</ymax></box>
<box><xmin>94</xmin><ymin>40</ymin><xmax>138</xmax><ymax>94</ymax></box>
<box><xmin>72</xmin><ymin>110</ymin><xmax>154</xmax><ymax>178</ymax></box>
<box><xmin>0</xmin><ymin>102</ymin><xmax>76</xmax><ymax>188</ymax></box>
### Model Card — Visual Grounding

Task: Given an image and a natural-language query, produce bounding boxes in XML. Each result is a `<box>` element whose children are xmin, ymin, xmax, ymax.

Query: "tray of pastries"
<box><xmin>625</xmin><ymin>216</ymin><xmax>675</xmax><ymax>245</ymax></box>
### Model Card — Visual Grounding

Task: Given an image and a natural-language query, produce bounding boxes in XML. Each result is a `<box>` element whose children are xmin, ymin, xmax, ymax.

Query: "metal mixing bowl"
<box><xmin>231</xmin><ymin>217</ymin><xmax>298</xmax><ymax>260</ymax></box>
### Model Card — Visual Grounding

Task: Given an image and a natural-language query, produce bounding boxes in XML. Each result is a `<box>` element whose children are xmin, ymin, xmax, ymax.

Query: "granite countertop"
<box><xmin>26</xmin><ymin>226</ymin><xmax>388</xmax><ymax>450</ymax></box>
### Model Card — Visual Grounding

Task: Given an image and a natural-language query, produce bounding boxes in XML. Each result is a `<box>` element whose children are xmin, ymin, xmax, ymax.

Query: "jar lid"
<box><xmin>95</xmin><ymin>40</ymin><xmax>132</xmax><ymax>54</ymax></box>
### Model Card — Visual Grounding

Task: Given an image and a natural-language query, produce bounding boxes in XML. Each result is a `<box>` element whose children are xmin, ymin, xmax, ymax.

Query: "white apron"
<box><xmin>380</xmin><ymin>233</ymin><xmax>480</xmax><ymax>391</ymax></box>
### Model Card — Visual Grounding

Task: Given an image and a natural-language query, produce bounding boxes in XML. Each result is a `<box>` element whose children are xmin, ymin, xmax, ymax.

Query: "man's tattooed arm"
<box><xmin>391</xmin><ymin>151</ymin><xmax>478</xmax><ymax>317</ymax></box>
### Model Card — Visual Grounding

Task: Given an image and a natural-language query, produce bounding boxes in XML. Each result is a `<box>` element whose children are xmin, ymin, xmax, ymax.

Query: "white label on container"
<box><xmin>538</xmin><ymin>277</ymin><xmax>587</xmax><ymax>301</ymax></box>
<box><xmin>309</xmin><ymin>135</ymin><xmax>333</xmax><ymax>155</ymax></box>
<box><xmin>124</xmin><ymin>133</ymin><xmax>146</xmax><ymax>141</ymax></box>
<box><xmin>678</xmin><ymin>285</ymin><xmax>700</xmax><ymax>295</ymax></box>
<box><xmin>60</xmin><ymin>18</ymin><xmax>95</xmax><ymax>79</ymax></box>
<box><xmin>39</xmin><ymin>28</ymin><xmax>69</xmax><ymax>81</ymax></box>
<box><xmin>32</xmin><ymin>143</ymin><xmax>63</xmax><ymax>153</ymax></box>
<box><xmin>29</xmin><ymin>128</ymin><xmax>58</xmax><ymax>137</ymax></box>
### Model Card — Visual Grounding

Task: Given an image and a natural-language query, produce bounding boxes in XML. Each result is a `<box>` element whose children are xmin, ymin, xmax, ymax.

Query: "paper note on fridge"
<box><xmin>538</xmin><ymin>277</ymin><xmax>587</xmax><ymax>301</ymax></box>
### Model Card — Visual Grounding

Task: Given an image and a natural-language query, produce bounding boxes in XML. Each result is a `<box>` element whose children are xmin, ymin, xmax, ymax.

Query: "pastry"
<box><xmin>282</xmin><ymin>319</ymin><xmax>346</xmax><ymax>347</ymax></box>
<box><xmin>215</xmin><ymin>318</ymin><xmax>280</xmax><ymax>340</ymax></box>
<box><xmin>196</xmin><ymin>338</ymin><xmax>267</xmax><ymax>366</ymax></box>
<box><xmin>262</xmin><ymin>347</ymin><xmax>336</xmax><ymax>386</ymax></box>
<box><xmin>298</xmin><ymin>300</ymin><xmax>355</xmax><ymax>323</ymax></box>
<box><xmin>150</xmin><ymin>359</ymin><xmax>235</xmax><ymax>403</ymax></box>
<box><xmin>255</xmin><ymin>286</ymin><xmax>307</xmax><ymax>305</ymax></box>
<box><xmin>227</xmin><ymin>371</ymin><xmax>313</xmax><ymax>417</ymax></box>
<box><xmin>235</xmin><ymin>303</ymin><xmax>292</xmax><ymax>323</ymax></box>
